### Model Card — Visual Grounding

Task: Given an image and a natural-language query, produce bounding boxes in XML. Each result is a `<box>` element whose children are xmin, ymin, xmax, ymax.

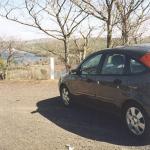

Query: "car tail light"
<box><xmin>140</xmin><ymin>53</ymin><xmax>150</xmax><ymax>68</ymax></box>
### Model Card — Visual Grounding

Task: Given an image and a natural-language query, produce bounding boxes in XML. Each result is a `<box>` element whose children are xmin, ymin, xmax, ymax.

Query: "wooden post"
<box><xmin>50</xmin><ymin>57</ymin><xmax>54</xmax><ymax>80</ymax></box>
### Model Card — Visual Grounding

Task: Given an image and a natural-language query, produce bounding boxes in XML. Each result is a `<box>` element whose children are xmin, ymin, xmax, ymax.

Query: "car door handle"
<box><xmin>114</xmin><ymin>79</ymin><xmax>122</xmax><ymax>85</ymax></box>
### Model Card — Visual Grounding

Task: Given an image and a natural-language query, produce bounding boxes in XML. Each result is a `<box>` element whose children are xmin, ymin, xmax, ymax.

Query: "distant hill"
<box><xmin>20</xmin><ymin>37</ymin><xmax>107</xmax><ymax>57</ymax></box>
<box><xmin>4</xmin><ymin>36</ymin><xmax>150</xmax><ymax>58</ymax></box>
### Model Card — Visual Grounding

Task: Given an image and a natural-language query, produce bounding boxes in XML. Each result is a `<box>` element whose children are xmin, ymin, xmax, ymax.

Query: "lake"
<box><xmin>1</xmin><ymin>49</ymin><xmax>47</xmax><ymax>64</ymax></box>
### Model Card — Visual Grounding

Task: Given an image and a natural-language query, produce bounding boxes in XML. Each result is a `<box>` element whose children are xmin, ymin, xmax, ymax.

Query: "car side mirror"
<box><xmin>70</xmin><ymin>69</ymin><xmax>80</xmax><ymax>75</ymax></box>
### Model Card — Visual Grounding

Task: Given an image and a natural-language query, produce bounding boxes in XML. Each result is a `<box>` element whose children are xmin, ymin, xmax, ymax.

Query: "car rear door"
<box><xmin>95</xmin><ymin>52</ymin><xmax>128</xmax><ymax>104</ymax></box>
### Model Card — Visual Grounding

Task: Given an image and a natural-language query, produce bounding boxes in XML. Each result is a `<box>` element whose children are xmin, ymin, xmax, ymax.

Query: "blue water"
<box><xmin>1</xmin><ymin>49</ymin><xmax>47</xmax><ymax>64</ymax></box>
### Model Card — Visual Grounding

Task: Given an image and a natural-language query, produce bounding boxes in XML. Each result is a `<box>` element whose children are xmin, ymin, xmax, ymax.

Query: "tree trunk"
<box><xmin>82</xmin><ymin>46</ymin><xmax>87</xmax><ymax>60</ymax></box>
<box><xmin>63</xmin><ymin>37</ymin><xmax>70</xmax><ymax>72</ymax></box>
<box><xmin>107</xmin><ymin>24</ymin><xmax>112</xmax><ymax>48</ymax></box>
<box><xmin>122</xmin><ymin>19</ymin><xmax>129</xmax><ymax>45</ymax></box>
<box><xmin>106</xmin><ymin>9</ymin><xmax>112</xmax><ymax>48</ymax></box>
<box><xmin>79</xmin><ymin>51</ymin><xmax>82</xmax><ymax>62</ymax></box>
<box><xmin>133</xmin><ymin>37</ymin><xmax>138</xmax><ymax>44</ymax></box>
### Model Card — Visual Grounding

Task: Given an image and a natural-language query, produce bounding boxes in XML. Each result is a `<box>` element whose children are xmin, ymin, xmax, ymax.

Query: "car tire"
<box><xmin>123</xmin><ymin>102</ymin><xmax>150</xmax><ymax>139</ymax></box>
<box><xmin>60</xmin><ymin>85</ymin><xmax>73</xmax><ymax>107</ymax></box>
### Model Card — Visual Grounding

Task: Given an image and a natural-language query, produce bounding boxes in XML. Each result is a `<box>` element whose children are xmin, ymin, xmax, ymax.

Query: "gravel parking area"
<box><xmin>0</xmin><ymin>80</ymin><xmax>149</xmax><ymax>150</ymax></box>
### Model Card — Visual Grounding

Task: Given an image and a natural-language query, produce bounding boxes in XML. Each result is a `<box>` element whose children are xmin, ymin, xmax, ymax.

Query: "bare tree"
<box><xmin>5</xmin><ymin>41</ymin><xmax>16</xmax><ymax>68</ymax></box>
<box><xmin>0</xmin><ymin>37</ymin><xmax>6</xmax><ymax>54</ymax></box>
<box><xmin>129</xmin><ymin>5</ymin><xmax>150</xmax><ymax>44</ymax></box>
<box><xmin>0</xmin><ymin>0</ymin><xmax>88</xmax><ymax>69</ymax></box>
<box><xmin>115</xmin><ymin>0</ymin><xmax>150</xmax><ymax>45</ymax></box>
<box><xmin>0</xmin><ymin>38</ymin><xmax>17</xmax><ymax>67</ymax></box>
<box><xmin>38</xmin><ymin>40</ymin><xmax>66</xmax><ymax>62</ymax></box>
<box><xmin>73</xmin><ymin>25</ymin><xmax>94</xmax><ymax>62</ymax></box>
<box><xmin>0</xmin><ymin>38</ymin><xmax>5</xmax><ymax>79</ymax></box>
<box><xmin>72</xmin><ymin>0</ymin><xmax>119</xmax><ymax>48</ymax></box>
<box><xmin>0</xmin><ymin>38</ymin><xmax>18</xmax><ymax>79</ymax></box>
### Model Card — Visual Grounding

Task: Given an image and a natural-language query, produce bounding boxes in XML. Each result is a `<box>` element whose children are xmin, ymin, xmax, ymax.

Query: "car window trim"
<box><xmin>126</xmin><ymin>55</ymin><xmax>150</xmax><ymax>75</ymax></box>
<box><xmin>78</xmin><ymin>52</ymin><xmax>104</xmax><ymax>75</ymax></box>
<box><xmin>97</xmin><ymin>52</ymin><xmax>128</xmax><ymax>76</ymax></box>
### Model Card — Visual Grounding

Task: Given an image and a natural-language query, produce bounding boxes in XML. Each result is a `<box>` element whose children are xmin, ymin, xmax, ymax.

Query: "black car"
<box><xmin>59</xmin><ymin>45</ymin><xmax>150</xmax><ymax>138</ymax></box>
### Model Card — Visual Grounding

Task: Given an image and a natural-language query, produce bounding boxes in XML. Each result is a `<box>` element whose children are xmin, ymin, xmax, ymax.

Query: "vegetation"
<box><xmin>20</xmin><ymin>36</ymin><xmax>150</xmax><ymax>63</ymax></box>
<box><xmin>0</xmin><ymin>0</ymin><xmax>149</xmax><ymax>69</ymax></box>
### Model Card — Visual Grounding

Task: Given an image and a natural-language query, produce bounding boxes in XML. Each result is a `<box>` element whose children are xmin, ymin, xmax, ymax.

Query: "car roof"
<box><xmin>95</xmin><ymin>44</ymin><xmax>150</xmax><ymax>58</ymax></box>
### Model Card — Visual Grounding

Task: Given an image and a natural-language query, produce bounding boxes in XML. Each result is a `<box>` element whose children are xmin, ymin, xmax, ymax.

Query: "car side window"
<box><xmin>101</xmin><ymin>54</ymin><xmax>126</xmax><ymax>75</ymax></box>
<box><xmin>81</xmin><ymin>54</ymin><xmax>102</xmax><ymax>75</ymax></box>
<box><xmin>130</xmin><ymin>59</ymin><xmax>146</xmax><ymax>74</ymax></box>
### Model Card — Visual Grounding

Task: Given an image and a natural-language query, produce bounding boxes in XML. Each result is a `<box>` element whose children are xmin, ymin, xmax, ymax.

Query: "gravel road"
<box><xmin>0</xmin><ymin>80</ymin><xmax>149</xmax><ymax>150</ymax></box>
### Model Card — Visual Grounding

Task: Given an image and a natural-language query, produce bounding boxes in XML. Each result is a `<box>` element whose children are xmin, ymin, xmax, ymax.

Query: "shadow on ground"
<box><xmin>34</xmin><ymin>96</ymin><xmax>150</xmax><ymax>146</ymax></box>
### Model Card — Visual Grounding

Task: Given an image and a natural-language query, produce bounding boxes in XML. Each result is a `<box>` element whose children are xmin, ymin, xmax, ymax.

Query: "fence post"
<box><xmin>50</xmin><ymin>57</ymin><xmax>55</xmax><ymax>80</ymax></box>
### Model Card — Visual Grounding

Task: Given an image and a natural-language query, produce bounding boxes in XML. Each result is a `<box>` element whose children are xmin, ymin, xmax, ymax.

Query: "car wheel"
<box><xmin>123</xmin><ymin>103</ymin><xmax>150</xmax><ymax>138</ymax></box>
<box><xmin>60</xmin><ymin>86</ymin><xmax>72</xmax><ymax>106</ymax></box>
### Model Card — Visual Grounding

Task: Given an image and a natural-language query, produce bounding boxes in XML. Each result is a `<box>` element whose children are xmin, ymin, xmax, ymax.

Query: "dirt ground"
<box><xmin>0</xmin><ymin>80</ymin><xmax>150</xmax><ymax>150</ymax></box>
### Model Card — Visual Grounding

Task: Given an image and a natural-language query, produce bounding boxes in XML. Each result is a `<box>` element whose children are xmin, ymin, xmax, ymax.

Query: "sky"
<box><xmin>0</xmin><ymin>0</ymin><xmax>44</xmax><ymax>40</ymax></box>
<box><xmin>0</xmin><ymin>16</ymin><xmax>102</xmax><ymax>41</ymax></box>
<box><xmin>0</xmin><ymin>0</ymin><xmax>149</xmax><ymax>41</ymax></box>
<box><xmin>0</xmin><ymin>15</ymin><xmax>149</xmax><ymax>41</ymax></box>
<box><xmin>0</xmin><ymin>17</ymin><xmax>49</xmax><ymax>40</ymax></box>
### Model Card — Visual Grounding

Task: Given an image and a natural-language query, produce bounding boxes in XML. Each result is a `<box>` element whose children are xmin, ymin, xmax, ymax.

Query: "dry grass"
<box><xmin>4</xmin><ymin>64</ymin><xmax>65</xmax><ymax>80</ymax></box>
